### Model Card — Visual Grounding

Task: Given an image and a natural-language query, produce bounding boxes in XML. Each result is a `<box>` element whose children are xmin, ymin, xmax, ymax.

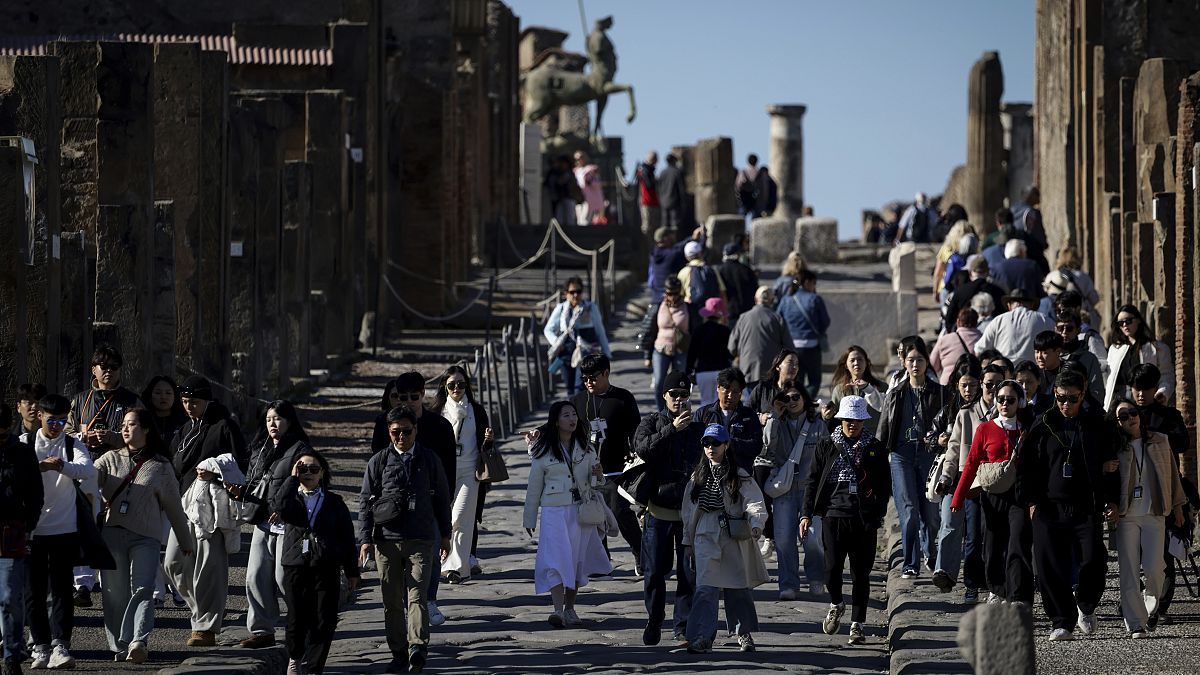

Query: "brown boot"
<box><xmin>240</xmin><ymin>633</ymin><xmax>276</xmax><ymax>649</ymax></box>
<box><xmin>187</xmin><ymin>630</ymin><xmax>216</xmax><ymax>647</ymax></box>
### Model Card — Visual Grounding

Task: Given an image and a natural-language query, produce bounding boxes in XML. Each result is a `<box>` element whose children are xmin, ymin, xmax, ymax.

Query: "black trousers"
<box><xmin>822</xmin><ymin>516</ymin><xmax>877</xmax><ymax>623</ymax></box>
<box><xmin>26</xmin><ymin>533</ymin><xmax>77</xmax><ymax>647</ymax></box>
<box><xmin>980</xmin><ymin>490</ymin><xmax>1033</xmax><ymax>602</ymax></box>
<box><xmin>641</xmin><ymin>514</ymin><xmax>693</xmax><ymax>629</ymax></box>
<box><xmin>1032</xmin><ymin>503</ymin><xmax>1107</xmax><ymax>630</ymax></box>
<box><xmin>284</xmin><ymin>565</ymin><xmax>342</xmax><ymax>673</ymax></box>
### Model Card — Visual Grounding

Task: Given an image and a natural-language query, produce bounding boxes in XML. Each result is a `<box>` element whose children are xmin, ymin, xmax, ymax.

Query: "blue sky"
<box><xmin>507</xmin><ymin>0</ymin><xmax>1034</xmax><ymax>239</ymax></box>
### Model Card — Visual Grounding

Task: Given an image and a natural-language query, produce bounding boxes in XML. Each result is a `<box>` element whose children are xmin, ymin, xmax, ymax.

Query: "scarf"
<box><xmin>829</xmin><ymin>426</ymin><xmax>874</xmax><ymax>484</ymax></box>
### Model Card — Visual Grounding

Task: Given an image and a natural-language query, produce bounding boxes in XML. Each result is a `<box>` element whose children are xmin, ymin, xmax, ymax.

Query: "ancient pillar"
<box><xmin>1035</xmin><ymin>0</ymin><xmax>1076</xmax><ymax>257</ymax></box>
<box><xmin>150</xmin><ymin>201</ymin><xmax>175</xmax><ymax>378</ymax></box>
<box><xmin>1174</xmin><ymin>75</ymin><xmax>1200</xmax><ymax>480</ymax></box>
<box><xmin>306</xmin><ymin>90</ymin><xmax>350</xmax><ymax>361</ymax></box>
<box><xmin>519</xmin><ymin>123</ymin><xmax>543</xmax><ymax>222</ymax></box>
<box><xmin>282</xmin><ymin>161</ymin><xmax>312</xmax><ymax>382</ymax></box>
<box><xmin>0</xmin><ymin>55</ymin><xmax>62</xmax><ymax>391</ymax></box>
<box><xmin>196</xmin><ymin>51</ymin><xmax>230</xmax><ymax>387</ymax></box>
<box><xmin>767</xmin><ymin>104</ymin><xmax>806</xmax><ymax>222</ymax></box>
<box><xmin>54</xmin><ymin>41</ymin><xmax>156</xmax><ymax>388</ymax></box>
<box><xmin>1001</xmin><ymin>103</ymin><xmax>1035</xmax><ymax>206</ymax></box>
<box><xmin>964</xmin><ymin>51</ymin><xmax>1006</xmax><ymax>236</ymax></box>
<box><xmin>693</xmin><ymin>137</ymin><xmax>735</xmax><ymax>226</ymax></box>
<box><xmin>0</xmin><ymin>141</ymin><xmax>27</xmax><ymax>397</ymax></box>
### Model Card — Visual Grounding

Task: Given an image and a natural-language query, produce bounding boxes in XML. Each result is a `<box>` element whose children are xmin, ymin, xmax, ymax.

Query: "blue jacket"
<box><xmin>647</xmin><ymin>240</ymin><xmax>690</xmax><ymax>303</ymax></box>
<box><xmin>543</xmin><ymin>300</ymin><xmax>612</xmax><ymax>359</ymax></box>
<box><xmin>777</xmin><ymin>289</ymin><xmax>830</xmax><ymax>343</ymax></box>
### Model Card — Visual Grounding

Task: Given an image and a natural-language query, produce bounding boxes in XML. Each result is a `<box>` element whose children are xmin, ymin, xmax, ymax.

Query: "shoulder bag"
<box><xmin>723</xmin><ymin>513</ymin><xmax>754</xmax><ymax>541</ymax></box>
<box><xmin>977</xmin><ymin>426</ymin><xmax>1021</xmax><ymax>494</ymax></box>
<box><xmin>790</xmin><ymin>294</ymin><xmax>830</xmax><ymax>352</ymax></box>
<box><xmin>764</xmin><ymin>419</ymin><xmax>810</xmax><ymax>498</ymax></box>
<box><xmin>476</xmin><ymin>445</ymin><xmax>509</xmax><ymax>484</ymax></box>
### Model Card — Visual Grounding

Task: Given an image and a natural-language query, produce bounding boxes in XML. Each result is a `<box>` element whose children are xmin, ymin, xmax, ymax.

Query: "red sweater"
<box><xmin>952</xmin><ymin>419</ymin><xmax>1022</xmax><ymax>509</ymax></box>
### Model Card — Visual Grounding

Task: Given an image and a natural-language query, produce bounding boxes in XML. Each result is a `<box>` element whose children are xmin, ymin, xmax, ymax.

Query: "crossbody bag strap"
<box><xmin>108</xmin><ymin>457</ymin><xmax>149</xmax><ymax>507</ymax></box>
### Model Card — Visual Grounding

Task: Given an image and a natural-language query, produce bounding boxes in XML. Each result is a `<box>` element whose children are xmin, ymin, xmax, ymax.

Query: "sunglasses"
<box><xmin>389</xmin><ymin>426</ymin><xmax>416</xmax><ymax>437</ymax></box>
<box><xmin>777</xmin><ymin>393</ymin><xmax>804</xmax><ymax>402</ymax></box>
<box><xmin>995</xmin><ymin>396</ymin><xmax>1018</xmax><ymax>405</ymax></box>
<box><xmin>701</xmin><ymin>439</ymin><xmax>725</xmax><ymax>448</ymax></box>
<box><xmin>666</xmin><ymin>389</ymin><xmax>690</xmax><ymax>399</ymax></box>
<box><xmin>982</xmin><ymin>382</ymin><xmax>1001</xmax><ymax>390</ymax></box>
<box><xmin>395</xmin><ymin>393</ymin><xmax>423</xmax><ymax>402</ymax></box>
<box><xmin>1117</xmin><ymin>409</ymin><xmax>1140</xmax><ymax>422</ymax></box>
<box><xmin>296</xmin><ymin>464</ymin><xmax>322</xmax><ymax>475</ymax></box>
<box><xmin>446</xmin><ymin>380</ymin><xmax>467</xmax><ymax>390</ymax></box>
<box><xmin>1117</xmin><ymin>318</ymin><xmax>1137</xmax><ymax>327</ymax></box>
<box><xmin>45</xmin><ymin>418</ymin><xmax>68</xmax><ymax>427</ymax></box>
<box><xmin>566</xmin><ymin>289</ymin><xmax>582</xmax><ymax>296</ymax></box>
<box><xmin>581</xmin><ymin>373</ymin><xmax>605</xmax><ymax>382</ymax></box>
<box><xmin>1054</xmin><ymin>394</ymin><xmax>1082</xmax><ymax>404</ymax></box>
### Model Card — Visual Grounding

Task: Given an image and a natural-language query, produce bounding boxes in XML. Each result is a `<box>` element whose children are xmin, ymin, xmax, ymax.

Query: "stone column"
<box><xmin>767</xmin><ymin>104</ymin><xmax>806</xmax><ymax>222</ymax></box>
<box><xmin>282</xmin><ymin>161</ymin><xmax>312</xmax><ymax>382</ymax></box>
<box><xmin>0</xmin><ymin>142</ymin><xmax>26</xmax><ymax>397</ymax></box>
<box><xmin>519</xmin><ymin>123</ymin><xmax>542</xmax><ymax>222</ymax></box>
<box><xmin>1001</xmin><ymin>103</ymin><xmax>1034</xmax><ymax>205</ymax></box>
<box><xmin>1174</xmin><ymin>75</ymin><xmax>1200</xmax><ymax>472</ymax></box>
<box><xmin>197</xmin><ymin>50</ymin><xmax>230</xmax><ymax>387</ymax></box>
<box><xmin>305</xmin><ymin>90</ymin><xmax>350</xmax><ymax>361</ymax></box>
<box><xmin>150</xmin><ymin>201</ymin><xmax>176</xmax><ymax>378</ymax></box>
<box><xmin>693</xmin><ymin>136</ymin><xmax>735</xmax><ymax>226</ymax></box>
<box><xmin>964</xmin><ymin>51</ymin><xmax>1006</xmax><ymax>235</ymax></box>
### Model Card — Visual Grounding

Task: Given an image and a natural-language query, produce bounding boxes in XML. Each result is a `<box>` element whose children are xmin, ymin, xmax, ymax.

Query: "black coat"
<box><xmin>357</xmin><ymin>442</ymin><xmax>451</xmax><ymax>545</ymax></box>
<box><xmin>243</xmin><ymin>434</ymin><xmax>312</xmax><ymax>525</ymax></box>
<box><xmin>1015</xmin><ymin>406</ymin><xmax>1121</xmax><ymax>512</ymax></box>
<box><xmin>945</xmin><ymin>277</ymin><xmax>1006</xmax><ymax>330</ymax></box>
<box><xmin>271</xmin><ymin>476</ymin><xmax>359</xmax><ymax>578</ymax></box>
<box><xmin>170</xmin><ymin>401</ymin><xmax>248</xmax><ymax>491</ymax></box>
<box><xmin>801</xmin><ymin>434</ymin><xmax>891</xmax><ymax>524</ymax></box>
<box><xmin>632</xmin><ymin>410</ymin><xmax>703</xmax><ymax>509</ymax></box>
<box><xmin>694</xmin><ymin>402</ymin><xmax>763</xmax><ymax>473</ymax></box>
<box><xmin>877</xmin><ymin>380</ymin><xmax>950</xmax><ymax>453</ymax></box>
<box><xmin>686</xmin><ymin>320</ymin><xmax>733</xmax><ymax>375</ymax></box>
<box><xmin>717</xmin><ymin>259</ymin><xmax>758</xmax><ymax>322</ymax></box>
<box><xmin>371</xmin><ymin>409</ymin><xmax>457</xmax><ymax>491</ymax></box>
<box><xmin>0</xmin><ymin>434</ymin><xmax>43</xmax><ymax>532</ymax></box>
<box><xmin>1140</xmin><ymin>402</ymin><xmax>1189</xmax><ymax>455</ymax></box>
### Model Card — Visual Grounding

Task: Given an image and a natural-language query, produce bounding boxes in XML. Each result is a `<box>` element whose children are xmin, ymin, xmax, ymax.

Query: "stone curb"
<box><xmin>155</xmin><ymin>645</ymin><xmax>289</xmax><ymax>675</ymax></box>
<box><xmin>884</xmin><ymin>503</ymin><xmax>972</xmax><ymax>674</ymax></box>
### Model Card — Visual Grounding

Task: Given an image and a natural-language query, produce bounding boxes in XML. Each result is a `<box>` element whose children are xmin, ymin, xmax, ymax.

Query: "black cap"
<box><xmin>663</xmin><ymin>371</ymin><xmax>692</xmax><ymax>392</ymax></box>
<box><xmin>178</xmin><ymin>375</ymin><xmax>214</xmax><ymax>401</ymax></box>
<box><xmin>1002</xmin><ymin>288</ymin><xmax>1036</xmax><ymax>305</ymax></box>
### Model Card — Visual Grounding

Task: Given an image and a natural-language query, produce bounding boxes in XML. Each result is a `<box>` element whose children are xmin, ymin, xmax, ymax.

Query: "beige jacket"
<box><xmin>523</xmin><ymin>440</ymin><xmax>598</xmax><ymax>530</ymax></box>
<box><xmin>1118</xmin><ymin>431</ymin><xmax>1186</xmax><ymax>517</ymax></box>
<box><xmin>941</xmin><ymin>399</ymin><xmax>994</xmax><ymax>481</ymax></box>
<box><xmin>682</xmin><ymin>468</ymin><xmax>769</xmax><ymax>589</ymax></box>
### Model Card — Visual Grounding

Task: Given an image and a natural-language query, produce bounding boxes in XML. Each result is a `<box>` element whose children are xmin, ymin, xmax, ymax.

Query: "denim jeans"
<box><xmin>890</xmin><ymin>448</ymin><xmax>941</xmax><ymax>571</ymax></box>
<box><xmin>685</xmin><ymin>586</ymin><xmax>757</xmax><ymax>644</ymax></box>
<box><xmin>561</xmin><ymin>366</ymin><xmax>579</xmax><ymax>397</ymax></box>
<box><xmin>0</xmin><ymin>557</ymin><xmax>27</xmax><ymax>660</ymax></box>
<box><xmin>652</xmin><ymin>350</ymin><xmax>687</xmax><ymax>409</ymax></box>
<box><xmin>99</xmin><ymin>526</ymin><xmax>160</xmax><ymax>653</ymax></box>
<box><xmin>641</xmin><ymin>514</ymin><xmax>692</xmax><ymax>632</ymax></box>
<box><xmin>936</xmin><ymin>494</ymin><xmax>983</xmax><ymax>586</ymax></box>
<box><xmin>772</xmin><ymin>481</ymin><xmax>825</xmax><ymax>591</ymax></box>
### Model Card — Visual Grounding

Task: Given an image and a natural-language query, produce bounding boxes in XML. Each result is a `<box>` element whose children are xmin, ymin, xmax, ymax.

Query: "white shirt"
<box><xmin>974</xmin><ymin>305</ymin><xmax>1056</xmax><ymax>364</ymax></box>
<box><xmin>25</xmin><ymin>431</ymin><xmax>97</xmax><ymax>536</ymax></box>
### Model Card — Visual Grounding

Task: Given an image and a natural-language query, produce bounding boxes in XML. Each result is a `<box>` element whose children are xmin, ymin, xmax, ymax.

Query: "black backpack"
<box><xmin>911</xmin><ymin>207</ymin><xmax>929</xmax><ymax>242</ymax></box>
<box><xmin>688</xmin><ymin>265</ymin><xmax>722</xmax><ymax>309</ymax></box>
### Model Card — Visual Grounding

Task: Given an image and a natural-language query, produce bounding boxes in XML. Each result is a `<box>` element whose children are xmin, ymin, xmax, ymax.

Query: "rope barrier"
<box><xmin>383</xmin><ymin>274</ymin><xmax>489</xmax><ymax>323</ymax></box>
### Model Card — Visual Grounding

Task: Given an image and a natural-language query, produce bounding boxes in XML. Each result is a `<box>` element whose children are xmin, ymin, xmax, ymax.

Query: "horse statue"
<box><xmin>521</xmin><ymin>15</ymin><xmax>636</xmax><ymax>151</ymax></box>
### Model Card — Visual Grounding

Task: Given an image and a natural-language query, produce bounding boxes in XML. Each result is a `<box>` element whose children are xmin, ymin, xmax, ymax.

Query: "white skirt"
<box><xmin>534</xmin><ymin>504</ymin><xmax>612</xmax><ymax>593</ymax></box>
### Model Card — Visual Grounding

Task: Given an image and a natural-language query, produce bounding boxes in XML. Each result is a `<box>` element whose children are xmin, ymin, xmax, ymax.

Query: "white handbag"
<box><xmin>764</xmin><ymin>421</ymin><xmax>809</xmax><ymax>499</ymax></box>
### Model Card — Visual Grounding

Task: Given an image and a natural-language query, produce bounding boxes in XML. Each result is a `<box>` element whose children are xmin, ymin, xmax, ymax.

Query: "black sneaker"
<box><xmin>642</xmin><ymin>621</ymin><xmax>661</xmax><ymax>646</ymax></box>
<box><xmin>445</xmin><ymin>571</ymin><xmax>463</xmax><ymax>585</ymax></box>
<box><xmin>932</xmin><ymin>571</ymin><xmax>954</xmax><ymax>592</ymax></box>
<box><xmin>3</xmin><ymin>657</ymin><xmax>25</xmax><ymax>675</ymax></box>
<box><xmin>407</xmin><ymin>646</ymin><xmax>426</xmax><ymax>673</ymax></box>
<box><xmin>73</xmin><ymin>588</ymin><xmax>92</xmax><ymax>608</ymax></box>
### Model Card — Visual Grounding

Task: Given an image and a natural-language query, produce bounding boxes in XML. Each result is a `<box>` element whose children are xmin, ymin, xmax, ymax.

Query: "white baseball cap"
<box><xmin>684</xmin><ymin>241</ymin><xmax>703</xmax><ymax>259</ymax></box>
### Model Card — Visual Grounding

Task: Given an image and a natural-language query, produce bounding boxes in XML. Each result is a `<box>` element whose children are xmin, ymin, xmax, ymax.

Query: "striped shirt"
<box><xmin>699</xmin><ymin>463</ymin><xmax>727</xmax><ymax>512</ymax></box>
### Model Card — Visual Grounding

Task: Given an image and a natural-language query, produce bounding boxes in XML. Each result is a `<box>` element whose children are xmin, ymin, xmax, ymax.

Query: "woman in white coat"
<box><xmin>682</xmin><ymin>423</ymin><xmax>769</xmax><ymax>654</ymax></box>
<box><xmin>523</xmin><ymin>401</ymin><xmax>610</xmax><ymax>628</ymax></box>
<box><xmin>1105</xmin><ymin>305</ymin><xmax>1173</xmax><ymax>409</ymax></box>
<box><xmin>1109</xmin><ymin>398</ymin><xmax>1187</xmax><ymax>638</ymax></box>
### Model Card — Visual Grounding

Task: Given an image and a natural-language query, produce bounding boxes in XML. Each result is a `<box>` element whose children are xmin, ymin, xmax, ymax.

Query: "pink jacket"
<box><xmin>655</xmin><ymin>302</ymin><xmax>689</xmax><ymax>355</ymax></box>
<box><xmin>931</xmin><ymin>327</ymin><xmax>982</xmax><ymax>384</ymax></box>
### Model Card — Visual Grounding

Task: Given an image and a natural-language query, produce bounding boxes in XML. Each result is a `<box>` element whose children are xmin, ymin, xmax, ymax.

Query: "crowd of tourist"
<box><xmin>0</xmin><ymin>186</ymin><xmax>1196</xmax><ymax>674</ymax></box>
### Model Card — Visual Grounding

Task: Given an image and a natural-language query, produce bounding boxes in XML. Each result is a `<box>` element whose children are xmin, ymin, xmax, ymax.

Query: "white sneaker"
<box><xmin>1130</xmin><ymin>628</ymin><xmax>1150</xmax><ymax>639</ymax></box>
<box><xmin>1048</xmin><ymin>628</ymin><xmax>1074</xmax><ymax>642</ymax></box>
<box><xmin>822</xmin><ymin>602</ymin><xmax>845</xmax><ymax>635</ymax></box>
<box><xmin>29</xmin><ymin>645</ymin><xmax>51</xmax><ymax>669</ymax></box>
<box><xmin>759</xmin><ymin>538</ymin><xmax>775</xmax><ymax>558</ymax></box>
<box><xmin>428</xmin><ymin>601</ymin><xmax>446</xmax><ymax>626</ymax></box>
<box><xmin>47</xmin><ymin>645</ymin><xmax>75</xmax><ymax>669</ymax></box>
<box><xmin>848</xmin><ymin>621</ymin><xmax>865</xmax><ymax>645</ymax></box>
<box><xmin>125</xmin><ymin>641</ymin><xmax>148</xmax><ymax>664</ymax></box>
<box><xmin>1076</xmin><ymin>609</ymin><xmax>1096</xmax><ymax>635</ymax></box>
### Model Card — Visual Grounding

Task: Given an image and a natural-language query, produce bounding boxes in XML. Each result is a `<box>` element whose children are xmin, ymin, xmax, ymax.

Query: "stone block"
<box><xmin>693</xmin><ymin>137</ymin><xmax>735</xmax><ymax>225</ymax></box>
<box><xmin>749</xmin><ymin>216</ymin><xmax>793</xmax><ymax>265</ymax></box>
<box><xmin>704</xmin><ymin>214</ymin><xmax>744</xmax><ymax>255</ymax></box>
<box><xmin>795</xmin><ymin>216</ymin><xmax>838</xmax><ymax>263</ymax></box>
<box><xmin>822</xmin><ymin>288</ymin><xmax>900</xmax><ymax>368</ymax></box>
<box><xmin>889</xmin><ymin>242</ymin><xmax>917</xmax><ymax>292</ymax></box>
<box><xmin>956</xmin><ymin>603</ymin><xmax>1034</xmax><ymax>675</ymax></box>
<box><xmin>896</xmin><ymin>291</ymin><xmax>919</xmax><ymax>337</ymax></box>
<box><xmin>519</xmin><ymin>122</ymin><xmax>542</xmax><ymax>223</ymax></box>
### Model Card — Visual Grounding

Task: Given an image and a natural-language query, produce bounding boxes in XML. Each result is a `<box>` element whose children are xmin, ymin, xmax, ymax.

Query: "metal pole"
<box><xmin>532</xmin><ymin>310</ymin><xmax>549</xmax><ymax>401</ymax></box>
<box><xmin>489</xmin><ymin>339</ymin><xmax>507</xmax><ymax>437</ymax></box>
<box><xmin>505</xmin><ymin>327</ymin><xmax>519</xmax><ymax>428</ymax></box>
<box><xmin>519</xmin><ymin>318</ymin><xmax>536</xmax><ymax>412</ymax></box>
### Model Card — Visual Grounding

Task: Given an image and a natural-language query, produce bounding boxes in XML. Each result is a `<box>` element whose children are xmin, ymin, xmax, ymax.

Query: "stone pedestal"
<box><xmin>794</xmin><ymin>216</ymin><xmax>837</xmax><ymax>263</ymax></box>
<box><xmin>889</xmin><ymin>242</ymin><xmax>917</xmax><ymax>293</ymax></box>
<box><xmin>749</xmin><ymin>216</ymin><xmax>793</xmax><ymax>265</ymax></box>
<box><xmin>964</xmin><ymin>52</ymin><xmax>1005</xmax><ymax>236</ymax></box>
<box><xmin>704</xmin><ymin>215</ymin><xmax>745</xmax><ymax>257</ymax></box>
<box><xmin>767</xmin><ymin>104</ymin><xmax>806</xmax><ymax>221</ymax></box>
<box><xmin>519</xmin><ymin>123</ymin><xmax>543</xmax><ymax>223</ymax></box>
<box><xmin>694</xmin><ymin>137</ymin><xmax>735</xmax><ymax>226</ymax></box>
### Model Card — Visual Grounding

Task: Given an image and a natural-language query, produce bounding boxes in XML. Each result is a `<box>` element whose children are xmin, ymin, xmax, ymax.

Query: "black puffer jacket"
<box><xmin>242</xmin><ymin>433</ymin><xmax>311</xmax><ymax>525</ymax></box>
<box><xmin>170</xmin><ymin>401</ymin><xmax>249</xmax><ymax>492</ymax></box>
<box><xmin>632</xmin><ymin>410</ymin><xmax>703</xmax><ymax>509</ymax></box>
<box><xmin>877</xmin><ymin>380</ymin><xmax>950</xmax><ymax>453</ymax></box>
<box><xmin>0</xmin><ymin>434</ymin><xmax>43</xmax><ymax>533</ymax></box>
<box><xmin>357</xmin><ymin>443</ymin><xmax>451</xmax><ymax>545</ymax></box>
<box><xmin>270</xmin><ymin>476</ymin><xmax>359</xmax><ymax>577</ymax></box>
<box><xmin>801</xmin><ymin>434</ymin><xmax>891</xmax><ymax>525</ymax></box>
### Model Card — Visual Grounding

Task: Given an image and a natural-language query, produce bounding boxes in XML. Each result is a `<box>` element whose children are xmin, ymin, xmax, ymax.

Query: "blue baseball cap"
<box><xmin>702</xmin><ymin>424</ymin><xmax>729</xmax><ymax>443</ymax></box>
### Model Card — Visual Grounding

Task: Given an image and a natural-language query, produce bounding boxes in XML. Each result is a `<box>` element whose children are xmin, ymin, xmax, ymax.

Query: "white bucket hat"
<box><xmin>835</xmin><ymin>395</ymin><xmax>871</xmax><ymax>421</ymax></box>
